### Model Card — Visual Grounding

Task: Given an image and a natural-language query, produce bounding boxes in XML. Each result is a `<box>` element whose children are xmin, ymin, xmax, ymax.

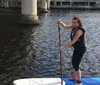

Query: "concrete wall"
<box><xmin>0</xmin><ymin>0</ymin><xmax>100</xmax><ymax>9</ymax></box>
<box><xmin>51</xmin><ymin>0</ymin><xmax>100</xmax><ymax>2</ymax></box>
<box><xmin>0</xmin><ymin>0</ymin><xmax>21</xmax><ymax>7</ymax></box>
<box><xmin>50</xmin><ymin>0</ymin><xmax>100</xmax><ymax>9</ymax></box>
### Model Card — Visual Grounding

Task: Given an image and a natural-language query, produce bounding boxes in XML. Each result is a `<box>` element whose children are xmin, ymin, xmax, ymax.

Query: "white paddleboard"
<box><xmin>13</xmin><ymin>78</ymin><xmax>65</xmax><ymax>85</ymax></box>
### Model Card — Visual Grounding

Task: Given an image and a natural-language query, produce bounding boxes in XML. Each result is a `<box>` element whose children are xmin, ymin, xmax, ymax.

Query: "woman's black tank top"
<box><xmin>70</xmin><ymin>26</ymin><xmax>86</xmax><ymax>50</ymax></box>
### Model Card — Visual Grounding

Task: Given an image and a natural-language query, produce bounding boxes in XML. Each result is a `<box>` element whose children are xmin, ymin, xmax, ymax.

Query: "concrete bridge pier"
<box><xmin>41</xmin><ymin>0</ymin><xmax>50</xmax><ymax>13</ymax></box>
<box><xmin>20</xmin><ymin>0</ymin><xmax>39</xmax><ymax>25</ymax></box>
<box><xmin>47</xmin><ymin>0</ymin><xmax>50</xmax><ymax>10</ymax></box>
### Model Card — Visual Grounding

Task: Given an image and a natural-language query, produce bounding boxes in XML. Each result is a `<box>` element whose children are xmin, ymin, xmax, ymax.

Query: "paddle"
<box><xmin>58</xmin><ymin>22</ymin><xmax>63</xmax><ymax>85</ymax></box>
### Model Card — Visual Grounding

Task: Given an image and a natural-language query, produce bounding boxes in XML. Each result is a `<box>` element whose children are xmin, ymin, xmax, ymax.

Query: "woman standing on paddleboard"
<box><xmin>57</xmin><ymin>17</ymin><xmax>86</xmax><ymax>85</ymax></box>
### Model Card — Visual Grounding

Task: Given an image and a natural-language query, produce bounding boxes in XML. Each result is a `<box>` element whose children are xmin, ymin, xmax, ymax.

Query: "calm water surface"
<box><xmin>0</xmin><ymin>9</ymin><xmax>100</xmax><ymax>85</ymax></box>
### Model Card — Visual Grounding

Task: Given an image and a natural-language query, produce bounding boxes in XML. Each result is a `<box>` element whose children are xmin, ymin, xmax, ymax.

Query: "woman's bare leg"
<box><xmin>74</xmin><ymin>69</ymin><xmax>82</xmax><ymax>85</ymax></box>
<box><xmin>69</xmin><ymin>69</ymin><xmax>77</xmax><ymax>80</ymax></box>
<box><xmin>77</xmin><ymin>69</ymin><xmax>81</xmax><ymax>80</ymax></box>
<box><xmin>74</xmin><ymin>69</ymin><xmax>77</xmax><ymax>80</ymax></box>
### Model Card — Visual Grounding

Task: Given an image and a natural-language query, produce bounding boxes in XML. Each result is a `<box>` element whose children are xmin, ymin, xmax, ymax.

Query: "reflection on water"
<box><xmin>0</xmin><ymin>9</ymin><xmax>100</xmax><ymax>85</ymax></box>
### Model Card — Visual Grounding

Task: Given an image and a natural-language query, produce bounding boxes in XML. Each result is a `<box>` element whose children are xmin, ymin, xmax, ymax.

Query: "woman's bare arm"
<box><xmin>57</xmin><ymin>20</ymin><xmax>73</xmax><ymax>29</ymax></box>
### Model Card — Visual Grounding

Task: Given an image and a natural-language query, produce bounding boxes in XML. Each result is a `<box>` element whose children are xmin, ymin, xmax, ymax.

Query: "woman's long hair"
<box><xmin>73</xmin><ymin>17</ymin><xmax>83</xmax><ymax>28</ymax></box>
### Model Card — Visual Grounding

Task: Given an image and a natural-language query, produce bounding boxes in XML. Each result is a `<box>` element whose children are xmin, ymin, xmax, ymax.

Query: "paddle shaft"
<box><xmin>58</xmin><ymin>23</ymin><xmax>63</xmax><ymax>85</ymax></box>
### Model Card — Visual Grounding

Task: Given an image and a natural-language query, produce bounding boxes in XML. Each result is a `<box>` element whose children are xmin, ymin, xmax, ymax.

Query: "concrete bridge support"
<box><xmin>41</xmin><ymin>0</ymin><xmax>48</xmax><ymax>12</ymax></box>
<box><xmin>20</xmin><ymin>0</ymin><xmax>39</xmax><ymax>25</ymax></box>
<box><xmin>41</xmin><ymin>0</ymin><xmax>50</xmax><ymax>12</ymax></box>
<box><xmin>47</xmin><ymin>0</ymin><xmax>50</xmax><ymax>10</ymax></box>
